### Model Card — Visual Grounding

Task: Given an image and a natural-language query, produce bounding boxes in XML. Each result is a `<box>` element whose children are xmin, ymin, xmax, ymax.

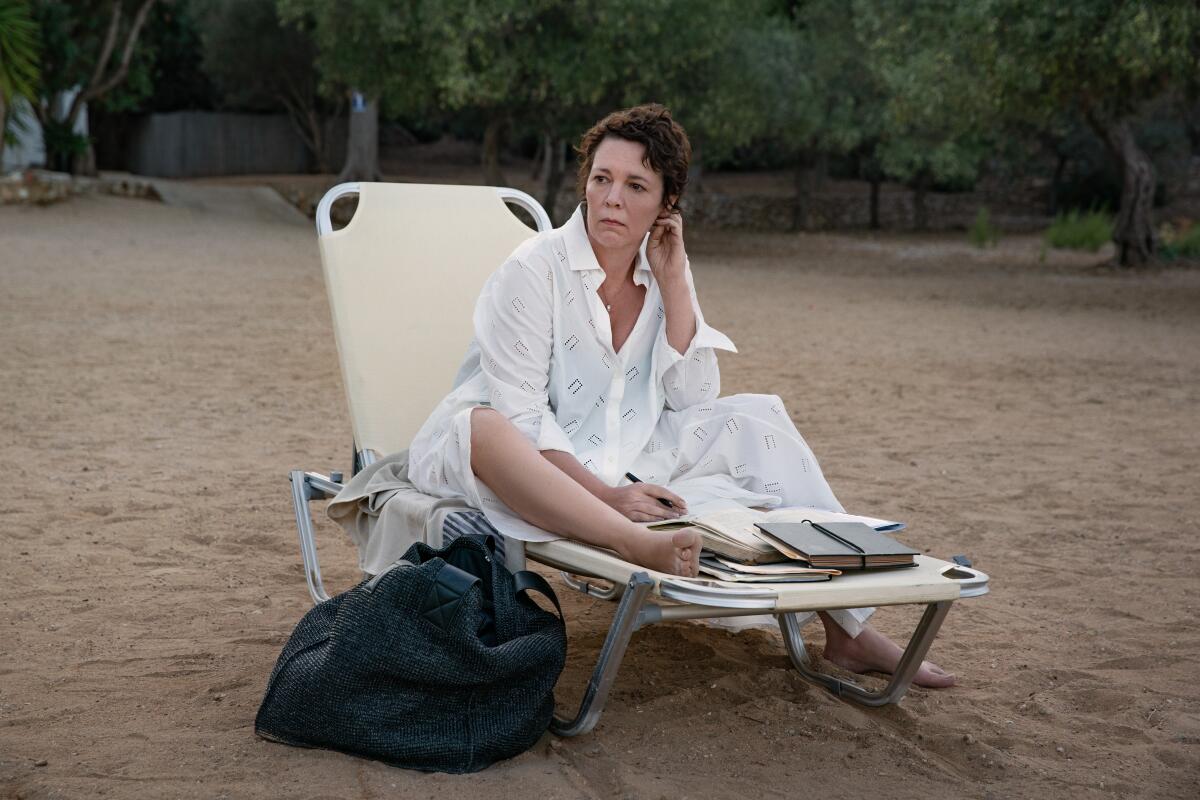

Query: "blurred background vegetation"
<box><xmin>1</xmin><ymin>0</ymin><xmax>1198</xmax><ymax>266</ymax></box>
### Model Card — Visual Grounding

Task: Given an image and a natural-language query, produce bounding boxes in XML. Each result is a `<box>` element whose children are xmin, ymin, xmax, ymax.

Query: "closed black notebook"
<box><xmin>754</xmin><ymin>521</ymin><xmax>920</xmax><ymax>570</ymax></box>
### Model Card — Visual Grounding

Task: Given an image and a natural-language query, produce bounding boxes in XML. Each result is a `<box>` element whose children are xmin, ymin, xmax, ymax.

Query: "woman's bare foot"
<box><xmin>621</xmin><ymin>528</ymin><xmax>701</xmax><ymax>577</ymax></box>
<box><xmin>820</xmin><ymin>614</ymin><xmax>955</xmax><ymax>688</ymax></box>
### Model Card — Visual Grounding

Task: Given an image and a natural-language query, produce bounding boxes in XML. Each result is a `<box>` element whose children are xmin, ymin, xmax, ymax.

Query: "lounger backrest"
<box><xmin>317</xmin><ymin>183</ymin><xmax>542</xmax><ymax>459</ymax></box>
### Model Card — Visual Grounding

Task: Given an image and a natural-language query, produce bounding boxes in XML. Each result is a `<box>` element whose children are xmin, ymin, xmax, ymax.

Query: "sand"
<box><xmin>1</xmin><ymin>190</ymin><xmax>1198</xmax><ymax>799</ymax></box>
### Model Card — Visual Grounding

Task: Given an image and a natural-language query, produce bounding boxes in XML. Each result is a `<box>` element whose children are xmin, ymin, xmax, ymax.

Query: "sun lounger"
<box><xmin>288</xmin><ymin>182</ymin><xmax>990</xmax><ymax>736</ymax></box>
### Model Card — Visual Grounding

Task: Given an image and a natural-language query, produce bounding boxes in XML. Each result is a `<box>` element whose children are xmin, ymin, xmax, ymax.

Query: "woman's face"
<box><xmin>584</xmin><ymin>136</ymin><xmax>668</xmax><ymax>252</ymax></box>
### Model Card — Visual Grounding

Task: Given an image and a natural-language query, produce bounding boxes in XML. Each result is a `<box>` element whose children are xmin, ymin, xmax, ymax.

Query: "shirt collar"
<box><xmin>563</xmin><ymin>204</ymin><xmax>652</xmax><ymax>286</ymax></box>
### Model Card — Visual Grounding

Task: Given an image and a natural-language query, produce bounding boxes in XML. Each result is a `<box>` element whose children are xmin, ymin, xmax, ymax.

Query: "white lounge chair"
<box><xmin>288</xmin><ymin>182</ymin><xmax>990</xmax><ymax>736</ymax></box>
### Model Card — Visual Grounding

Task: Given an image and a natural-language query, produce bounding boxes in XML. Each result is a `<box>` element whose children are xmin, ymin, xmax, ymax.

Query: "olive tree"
<box><xmin>968</xmin><ymin>0</ymin><xmax>1200</xmax><ymax>265</ymax></box>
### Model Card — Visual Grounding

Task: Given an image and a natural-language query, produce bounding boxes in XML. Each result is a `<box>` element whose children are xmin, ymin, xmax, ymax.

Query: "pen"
<box><xmin>624</xmin><ymin>472</ymin><xmax>675</xmax><ymax>508</ymax></box>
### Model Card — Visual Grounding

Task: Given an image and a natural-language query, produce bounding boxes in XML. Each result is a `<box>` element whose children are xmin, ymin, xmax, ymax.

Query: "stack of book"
<box><xmin>646</xmin><ymin>501</ymin><xmax>918</xmax><ymax>583</ymax></box>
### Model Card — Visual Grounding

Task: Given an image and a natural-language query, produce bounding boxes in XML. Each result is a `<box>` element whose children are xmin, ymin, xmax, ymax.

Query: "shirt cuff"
<box><xmin>656</xmin><ymin>316</ymin><xmax>738</xmax><ymax>370</ymax></box>
<box><xmin>535</xmin><ymin>408</ymin><xmax>576</xmax><ymax>455</ymax></box>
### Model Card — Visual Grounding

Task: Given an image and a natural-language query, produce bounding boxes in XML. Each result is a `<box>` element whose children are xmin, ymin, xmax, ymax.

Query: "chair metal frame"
<box><xmin>287</xmin><ymin>184</ymin><xmax>990</xmax><ymax>737</ymax></box>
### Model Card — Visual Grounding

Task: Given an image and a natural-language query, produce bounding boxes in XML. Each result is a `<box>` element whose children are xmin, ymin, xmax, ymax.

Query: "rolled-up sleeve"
<box><xmin>654</xmin><ymin>263</ymin><xmax>737</xmax><ymax>411</ymax></box>
<box><xmin>474</xmin><ymin>257</ymin><xmax>575</xmax><ymax>455</ymax></box>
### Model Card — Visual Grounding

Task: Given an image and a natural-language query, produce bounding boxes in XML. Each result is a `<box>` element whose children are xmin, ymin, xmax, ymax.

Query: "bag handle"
<box><xmin>511</xmin><ymin>570</ymin><xmax>564</xmax><ymax>621</ymax></box>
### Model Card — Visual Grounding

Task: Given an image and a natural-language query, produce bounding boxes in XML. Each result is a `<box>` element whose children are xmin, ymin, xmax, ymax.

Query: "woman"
<box><xmin>409</xmin><ymin>104</ymin><xmax>953</xmax><ymax>687</ymax></box>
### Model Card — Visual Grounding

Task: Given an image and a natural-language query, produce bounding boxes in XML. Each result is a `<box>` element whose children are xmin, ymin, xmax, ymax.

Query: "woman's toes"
<box><xmin>915</xmin><ymin>661</ymin><xmax>956</xmax><ymax>688</ymax></box>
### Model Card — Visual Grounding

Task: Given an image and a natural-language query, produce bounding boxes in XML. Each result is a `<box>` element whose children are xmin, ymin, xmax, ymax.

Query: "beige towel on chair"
<box><xmin>326</xmin><ymin>450</ymin><xmax>476</xmax><ymax>575</ymax></box>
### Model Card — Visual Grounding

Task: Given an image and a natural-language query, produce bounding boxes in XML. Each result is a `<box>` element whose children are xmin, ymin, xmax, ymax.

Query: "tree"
<box><xmin>428</xmin><ymin>0</ymin><xmax>759</xmax><ymax>222</ymax></box>
<box><xmin>32</xmin><ymin>0</ymin><xmax>160</xmax><ymax>174</ymax></box>
<box><xmin>859</xmin><ymin>0</ymin><xmax>991</xmax><ymax>231</ymax></box>
<box><xmin>967</xmin><ymin>0</ymin><xmax>1200</xmax><ymax>266</ymax></box>
<box><xmin>0</xmin><ymin>0</ymin><xmax>41</xmax><ymax>167</ymax></box>
<box><xmin>277</xmin><ymin>0</ymin><xmax>444</xmax><ymax>181</ymax></box>
<box><xmin>196</xmin><ymin>0</ymin><xmax>333</xmax><ymax>172</ymax></box>
<box><xmin>749</xmin><ymin>2</ymin><xmax>882</xmax><ymax>231</ymax></box>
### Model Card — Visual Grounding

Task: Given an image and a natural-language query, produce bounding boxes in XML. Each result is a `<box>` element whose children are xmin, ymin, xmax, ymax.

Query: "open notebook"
<box><xmin>646</xmin><ymin>499</ymin><xmax>906</xmax><ymax>564</ymax></box>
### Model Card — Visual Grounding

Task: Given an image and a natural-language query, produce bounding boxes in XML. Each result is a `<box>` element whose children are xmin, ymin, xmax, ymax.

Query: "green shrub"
<box><xmin>1044</xmin><ymin>209</ymin><xmax>1112</xmax><ymax>252</ymax></box>
<box><xmin>1162</xmin><ymin>223</ymin><xmax>1200</xmax><ymax>261</ymax></box>
<box><xmin>968</xmin><ymin>207</ymin><xmax>1000</xmax><ymax>248</ymax></box>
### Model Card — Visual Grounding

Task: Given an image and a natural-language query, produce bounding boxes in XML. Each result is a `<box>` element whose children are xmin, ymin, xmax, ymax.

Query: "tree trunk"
<box><xmin>280</xmin><ymin>91</ymin><xmax>329</xmax><ymax>174</ymax></box>
<box><xmin>912</xmin><ymin>171</ymin><xmax>930</xmax><ymax>231</ymax></box>
<box><xmin>792</xmin><ymin>152</ymin><xmax>826</xmax><ymax>232</ymax></box>
<box><xmin>338</xmin><ymin>94</ymin><xmax>382</xmax><ymax>182</ymax></box>
<box><xmin>686</xmin><ymin>141</ymin><xmax>703</xmax><ymax>198</ymax></box>
<box><xmin>74</xmin><ymin>143</ymin><xmax>98</xmax><ymax>177</ymax></box>
<box><xmin>1049</xmin><ymin>152</ymin><xmax>1067</xmax><ymax>217</ymax></box>
<box><xmin>482</xmin><ymin>117</ymin><xmax>506</xmax><ymax>186</ymax></box>
<box><xmin>541</xmin><ymin>136</ymin><xmax>567</xmax><ymax>225</ymax></box>
<box><xmin>530</xmin><ymin>132</ymin><xmax>547</xmax><ymax>181</ymax></box>
<box><xmin>0</xmin><ymin>96</ymin><xmax>7</xmax><ymax>169</ymax></box>
<box><xmin>1100</xmin><ymin>118</ymin><xmax>1158</xmax><ymax>266</ymax></box>
<box><xmin>868</xmin><ymin>177</ymin><xmax>881</xmax><ymax>230</ymax></box>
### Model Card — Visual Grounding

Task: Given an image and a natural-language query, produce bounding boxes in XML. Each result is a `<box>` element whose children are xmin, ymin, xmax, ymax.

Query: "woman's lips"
<box><xmin>600</xmin><ymin>218</ymin><xmax>624</xmax><ymax>227</ymax></box>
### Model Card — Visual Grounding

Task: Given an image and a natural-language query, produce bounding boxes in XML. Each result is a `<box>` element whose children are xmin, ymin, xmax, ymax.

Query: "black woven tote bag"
<box><xmin>254</xmin><ymin>534</ymin><xmax>567</xmax><ymax>773</ymax></box>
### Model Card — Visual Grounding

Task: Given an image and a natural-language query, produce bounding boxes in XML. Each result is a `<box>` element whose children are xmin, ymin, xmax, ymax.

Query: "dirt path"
<box><xmin>1</xmin><ymin>193</ymin><xmax>1198</xmax><ymax>798</ymax></box>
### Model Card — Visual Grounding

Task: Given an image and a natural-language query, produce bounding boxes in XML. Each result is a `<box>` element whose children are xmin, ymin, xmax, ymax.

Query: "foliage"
<box><xmin>859</xmin><ymin>0</ymin><xmax>990</xmax><ymax>190</ymax></box>
<box><xmin>198</xmin><ymin>0</ymin><xmax>331</xmax><ymax>169</ymax></box>
<box><xmin>1045</xmin><ymin>209</ymin><xmax>1113</xmax><ymax>252</ymax></box>
<box><xmin>196</xmin><ymin>0</ymin><xmax>308</xmax><ymax>111</ymax></box>
<box><xmin>141</xmin><ymin>0</ymin><xmax>215</xmax><ymax>111</ymax></box>
<box><xmin>966</xmin><ymin>1</ymin><xmax>1199</xmax><ymax>131</ymax></box>
<box><xmin>279</xmin><ymin>0</ymin><xmax>770</xmax><ymax>153</ymax></box>
<box><xmin>0</xmin><ymin>0</ymin><xmax>41</xmax><ymax>156</ymax></box>
<box><xmin>32</xmin><ymin>0</ymin><xmax>163</xmax><ymax>171</ymax></box>
<box><xmin>34</xmin><ymin>1</ymin><xmax>157</xmax><ymax>113</ymax></box>
<box><xmin>968</xmin><ymin>207</ymin><xmax>999</xmax><ymax>248</ymax></box>
<box><xmin>1</xmin><ymin>0</ymin><xmax>40</xmax><ymax>102</ymax></box>
<box><xmin>276</xmin><ymin>0</ymin><xmax>442</xmax><ymax>113</ymax></box>
<box><xmin>963</xmin><ymin>0</ymin><xmax>1200</xmax><ymax>263</ymax></box>
<box><xmin>1161</xmin><ymin>222</ymin><xmax>1200</xmax><ymax>261</ymax></box>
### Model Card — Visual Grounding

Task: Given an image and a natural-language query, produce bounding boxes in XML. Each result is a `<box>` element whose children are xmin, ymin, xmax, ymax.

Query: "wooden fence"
<box><xmin>98</xmin><ymin>111</ymin><xmax>343</xmax><ymax>178</ymax></box>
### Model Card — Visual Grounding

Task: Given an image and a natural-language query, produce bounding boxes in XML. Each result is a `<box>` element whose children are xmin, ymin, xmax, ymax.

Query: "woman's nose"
<box><xmin>604</xmin><ymin>184</ymin><xmax>622</xmax><ymax>207</ymax></box>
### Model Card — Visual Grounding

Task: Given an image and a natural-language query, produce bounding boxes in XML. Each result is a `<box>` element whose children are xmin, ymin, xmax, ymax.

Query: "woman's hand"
<box><xmin>647</xmin><ymin>210</ymin><xmax>687</xmax><ymax>286</ymax></box>
<box><xmin>601</xmin><ymin>483</ymin><xmax>688</xmax><ymax>523</ymax></box>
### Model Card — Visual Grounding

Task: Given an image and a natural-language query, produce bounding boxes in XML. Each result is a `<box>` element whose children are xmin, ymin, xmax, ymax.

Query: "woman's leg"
<box><xmin>818</xmin><ymin>612</ymin><xmax>955</xmax><ymax>688</ymax></box>
<box><xmin>469</xmin><ymin>408</ymin><xmax>701</xmax><ymax>577</ymax></box>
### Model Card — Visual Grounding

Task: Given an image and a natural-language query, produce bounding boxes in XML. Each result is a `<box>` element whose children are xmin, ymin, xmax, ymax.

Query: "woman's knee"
<box><xmin>469</xmin><ymin>406</ymin><xmax>506</xmax><ymax>444</ymax></box>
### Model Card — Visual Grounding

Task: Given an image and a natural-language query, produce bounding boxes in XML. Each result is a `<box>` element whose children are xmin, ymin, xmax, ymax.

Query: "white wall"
<box><xmin>2</xmin><ymin>89</ymin><xmax>88</xmax><ymax>172</ymax></box>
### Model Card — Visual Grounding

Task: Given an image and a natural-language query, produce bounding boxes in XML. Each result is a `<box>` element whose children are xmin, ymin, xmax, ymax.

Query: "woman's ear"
<box><xmin>664</xmin><ymin>193</ymin><xmax>680</xmax><ymax>213</ymax></box>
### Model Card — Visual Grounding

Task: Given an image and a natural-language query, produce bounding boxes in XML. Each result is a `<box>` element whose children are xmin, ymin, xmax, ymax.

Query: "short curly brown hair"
<box><xmin>575</xmin><ymin>104</ymin><xmax>691</xmax><ymax>211</ymax></box>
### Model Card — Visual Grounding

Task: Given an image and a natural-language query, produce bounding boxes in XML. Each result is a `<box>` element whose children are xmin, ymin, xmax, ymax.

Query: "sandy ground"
<box><xmin>1</xmin><ymin>189</ymin><xmax>1198</xmax><ymax>799</ymax></box>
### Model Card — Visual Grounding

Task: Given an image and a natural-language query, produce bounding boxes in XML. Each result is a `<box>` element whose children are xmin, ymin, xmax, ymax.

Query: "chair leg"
<box><xmin>776</xmin><ymin>600</ymin><xmax>953</xmax><ymax>707</ymax></box>
<box><xmin>289</xmin><ymin>469</ymin><xmax>331</xmax><ymax>604</ymax></box>
<box><xmin>551</xmin><ymin>572</ymin><xmax>654</xmax><ymax>737</ymax></box>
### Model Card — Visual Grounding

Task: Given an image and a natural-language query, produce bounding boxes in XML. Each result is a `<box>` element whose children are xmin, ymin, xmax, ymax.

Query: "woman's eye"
<box><xmin>593</xmin><ymin>175</ymin><xmax>607</xmax><ymax>184</ymax></box>
<box><xmin>630</xmin><ymin>184</ymin><xmax>644</xmax><ymax>192</ymax></box>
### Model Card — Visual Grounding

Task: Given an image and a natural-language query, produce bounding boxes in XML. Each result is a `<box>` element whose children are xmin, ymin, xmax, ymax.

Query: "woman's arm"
<box><xmin>542</xmin><ymin>450</ymin><xmax>684</xmax><ymax>521</ymax></box>
<box><xmin>647</xmin><ymin>212</ymin><xmax>736</xmax><ymax>410</ymax></box>
<box><xmin>648</xmin><ymin>210</ymin><xmax>695</xmax><ymax>354</ymax></box>
<box><xmin>474</xmin><ymin>256</ymin><xmax>575</xmax><ymax>452</ymax></box>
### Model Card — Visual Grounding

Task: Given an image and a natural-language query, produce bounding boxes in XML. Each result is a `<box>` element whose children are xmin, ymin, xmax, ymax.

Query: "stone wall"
<box><xmin>0</xmin><ymin>170</ymin><xmax>159</xmax><ymax>206</ymax></box>
<box><xmin>681</xmin><ymin>182</ymin><xmax>1051</xmax><ymax>233</ymax></box>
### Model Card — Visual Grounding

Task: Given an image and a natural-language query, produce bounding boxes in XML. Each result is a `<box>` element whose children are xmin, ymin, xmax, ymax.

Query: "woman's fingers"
<box><xmin>640</xmin><ymin>483</ymin><xmax>688</xmax><ymax>513</ymax></box>
<box><xmin>655</xmin><ymin>212</ymin><xmax>683</xmax><ymax>236</ymax></box>
<box><xmin>638</xmin><ymin>501</ymin><xmax>678</xmax><ymax>521</ymax></box>
<box><xmin>629</xmin><ymin>496</ymin><xmax>678</xmax><ymax>521</ymax></box>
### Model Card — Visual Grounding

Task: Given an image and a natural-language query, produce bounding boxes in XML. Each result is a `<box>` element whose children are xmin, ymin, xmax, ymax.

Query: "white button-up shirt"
<box><xmin>409</xmin><ymin>204</ymin><xmax>736</xmax><ymax>495</ymax></box>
